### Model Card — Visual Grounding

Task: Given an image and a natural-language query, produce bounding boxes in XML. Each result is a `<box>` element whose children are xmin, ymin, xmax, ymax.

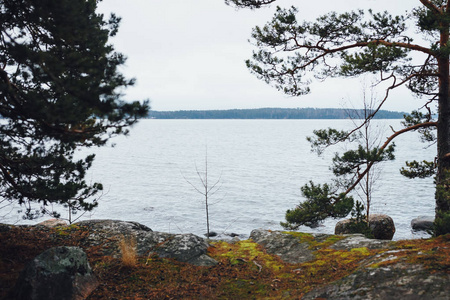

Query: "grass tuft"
<box><xmin>119</xmin><ymin>235</ymin><xmax>137</xmax><ymax>268</ymax></box>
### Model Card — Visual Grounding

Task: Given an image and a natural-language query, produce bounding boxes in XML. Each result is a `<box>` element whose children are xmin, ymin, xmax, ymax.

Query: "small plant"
<box><xmin>184</xmin><ymin>147</ymin><xmax>223</xmax><ymax>239</ymax></box>
<box><xmin>346</xmin><ymin>201</ymin><xmax>374</xmax><ymax>238</ymax></box>
<box><xmin>119</xmin><ymin>236</ymin><xmax>137</xmax><ymax>268</ymax></box>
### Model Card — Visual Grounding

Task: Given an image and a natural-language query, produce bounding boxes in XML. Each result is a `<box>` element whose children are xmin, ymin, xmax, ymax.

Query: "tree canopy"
<box><xmin>227</xmin><ymin>0</ymin><xmax>450</xmax><ymax>235</ymax></box>
<box><xmin>0</xmin><ymin>0</ymin><xmax>149</xmax><ymax>220</ymax></box>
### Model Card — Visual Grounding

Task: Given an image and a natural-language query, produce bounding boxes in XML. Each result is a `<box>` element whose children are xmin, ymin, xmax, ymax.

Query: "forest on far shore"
<box><xmin>147</xmin><ymin>107</ymin><xmax>406</xmax><ymax>119</ymax></box>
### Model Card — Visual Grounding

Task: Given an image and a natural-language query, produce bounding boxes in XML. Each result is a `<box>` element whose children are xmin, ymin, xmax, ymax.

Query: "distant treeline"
<box><xmin>147</xmin><ymin>108</ymin><xmax>406</xmax><ymax>119</ymax></box>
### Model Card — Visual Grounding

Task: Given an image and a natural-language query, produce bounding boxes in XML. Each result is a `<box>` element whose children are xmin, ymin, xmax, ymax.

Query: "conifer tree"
<box><xmin>0</xmin><ymin>0</ymin><xmax>149</xmax><ymax>219</ymax></box>
<box><xmin>227</xmin><ymin>0</ymin><xmax>450</xmax><ymax>235</ymax></box>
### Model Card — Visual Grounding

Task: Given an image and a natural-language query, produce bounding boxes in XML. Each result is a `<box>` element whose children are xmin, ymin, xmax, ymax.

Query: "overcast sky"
<box><xmin>98</xmin><ymin>0</ymin><xmax>421</xmax><ymax>112</ymax></box>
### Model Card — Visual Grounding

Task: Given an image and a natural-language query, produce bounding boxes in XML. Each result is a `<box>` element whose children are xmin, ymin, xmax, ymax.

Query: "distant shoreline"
<box><xmin>146</xmin><ymin>107</ymin><xmax>406</xmax><ymax>120</ymax></box>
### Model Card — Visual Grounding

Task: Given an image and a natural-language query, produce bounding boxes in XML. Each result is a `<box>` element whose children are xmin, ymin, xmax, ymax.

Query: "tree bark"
<box><xmin>436</xmin><ymin>23</ymin><xmax>450</xmax><ymax>215</ymax></box>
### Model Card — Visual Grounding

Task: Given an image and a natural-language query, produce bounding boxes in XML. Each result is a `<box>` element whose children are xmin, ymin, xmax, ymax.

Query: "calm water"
<box><xmin>2</xmin><ymin>119</ymin><xmax>435</xmax><ymax>240</ymax></box>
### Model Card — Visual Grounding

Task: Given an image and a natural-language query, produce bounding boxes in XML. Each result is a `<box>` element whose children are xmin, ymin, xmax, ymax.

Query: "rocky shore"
<box><xmin>0</xmin><ymin>219</ymin><xmax>448</xmax><ymax>299</ymax></box>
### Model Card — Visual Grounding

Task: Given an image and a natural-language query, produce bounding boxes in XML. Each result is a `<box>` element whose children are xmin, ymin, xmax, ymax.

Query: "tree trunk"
<box><xmin>436</xmin><ymin>25</ymin><xmax>450</xmax><ymax>225</ymax></box>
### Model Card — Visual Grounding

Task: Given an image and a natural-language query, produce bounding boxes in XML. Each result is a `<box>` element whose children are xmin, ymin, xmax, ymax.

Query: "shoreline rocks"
<box><xmin>76</xmin><ymin>219</ymin><xmax>218</xmax><ymax>266</ymax></box>
<box><xmin>411</xmin><ymin>216</ymin><xmax>434</xmax><ymax>231</ymax></box>
<box><xmin>335</xmin><ymin>214</ymin><xmax>396</xmax><ymax>240</ymax></box>
<box><xmin>2</xmin><ymin>220</ymin><xmax>448</xmax><ymax>299</ymax></box>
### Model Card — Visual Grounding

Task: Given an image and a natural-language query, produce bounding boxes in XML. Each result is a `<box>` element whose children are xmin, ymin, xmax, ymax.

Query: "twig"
<box><xmin>253</xmin><ymin>260</ymin><xmax>263</xmax><ymax>272</ymax></box>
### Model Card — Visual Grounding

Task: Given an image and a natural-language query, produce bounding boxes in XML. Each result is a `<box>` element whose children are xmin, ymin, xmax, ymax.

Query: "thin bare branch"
<box><xmin>340</xmin><ymin>121</ymin><xmax>438</xmax><ymax>198</ymax></box>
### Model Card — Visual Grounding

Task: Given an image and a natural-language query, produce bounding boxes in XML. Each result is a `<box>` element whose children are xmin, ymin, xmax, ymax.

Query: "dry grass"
<box><xmin>118</xmin><ymin>235</ymin><xmax>137</xmax><ymax>268</ymax></box>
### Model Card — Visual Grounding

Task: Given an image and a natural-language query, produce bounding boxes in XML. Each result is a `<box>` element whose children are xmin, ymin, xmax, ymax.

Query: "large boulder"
<box><xmin>411</xmin><ymin>216</ymin><xmax>434</xmax><ymax>231</ymax></box>
<box><xmin>77</xmin><ymin>219</ymin><xmax>217</xmax><ymax>266</ymax></box>
<box><xmin>335</xmin><ymin>214</ymin><xmax>395</xmax><ymax>240</ymax></box>
<box><xmin>11</xmin><ymin>246</ymin><xmax>98</xmax><ymax>300</ymax></box>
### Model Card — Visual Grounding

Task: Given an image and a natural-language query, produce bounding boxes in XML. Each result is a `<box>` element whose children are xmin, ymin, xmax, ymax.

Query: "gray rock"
<box><xmin>303</xmin><ymin>250</ymin><xmax>450</xmax><ymax>300</ymax></box>
<box><xmin>250</xmin><ymin>229</ymin><xmax>317</xmax><ymax>264</ymax></box>
<box><xmin>335</xmin><ymin>214</ymin><xmax>396</xmax><ymax>240</ymax></box>
<box><xmin>250</xmin><ymin>230</ymin><xmax>394</xmax><ymax>265</ymax></box>
<box><xmin>330</xmin><ymin>234</ymin><xmax>393</xmax><ymax>250</ymax></box>
<box><xmin>77</xmin><ymin>219</ymin><xmax>217</xmax><ymax>266</ymax></box>
<box><xmin>411</xmin><ymin>216</ymin><xmax>434</xmax><ymax>231</ymax></box>
<box><xmin>37</xmin><ymin>218</ymin><xmax>69</xmax><ymax>228</ymax></box>
<box><xmin>149</xmin><ymin>233</ymin><xmax>211</xmax><ymax>264</ymax></box>
<box><xmin>77</xmin><ymin>219</ymin><xmax>153</xmax><ymax>233</ymax></box>
<box><xmin>11</xmin><ymin>246</ymin><xmax>98</xmax><ymax>300</ymax></box>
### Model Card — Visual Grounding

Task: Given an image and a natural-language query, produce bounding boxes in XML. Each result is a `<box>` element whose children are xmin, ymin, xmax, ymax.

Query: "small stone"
<box><xmin>204</xmin><ymin>231</ymin><xmax>218</xmax><ymax>237</ymax></box>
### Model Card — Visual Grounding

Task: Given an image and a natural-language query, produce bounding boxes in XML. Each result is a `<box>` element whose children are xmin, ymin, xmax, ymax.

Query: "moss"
<box><xmin>351</xmin><ymin>247</ymin><xmax>371</xmax><ymax>256</ymax></box>
<box><xmin>220</xmin><ymin>279</ymin><xmax>269</xmax><ymax>298</ymax></box>
<box><xmin>210</xmin><ymin>240</ymin><xmax>285</xmax><ymax>272</ymax></box>
<box><xmin>282</xmin><ymin>231</ymin><xmax>314</xmax><ymax>240</ymax></box>
<box><xmin>282</xmin><ymin>231</ymin><xmax>345</xmax><ymax>250</ymax></box>
<box><xmin>53</xmin><ymin>224</ymin><xmax>80</xmax><ymax>236</ymax></box>
<box><xmin>312</xmin><ymin>235</ymin><xmax>346</xmax><ymax>249</ymax></box>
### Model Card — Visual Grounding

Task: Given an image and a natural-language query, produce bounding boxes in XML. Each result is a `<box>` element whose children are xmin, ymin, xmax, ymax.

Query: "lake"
<box><xmin>2</xmin><ymin>119</ymin><xmax>436</xmax><ymax>240</ymax></box>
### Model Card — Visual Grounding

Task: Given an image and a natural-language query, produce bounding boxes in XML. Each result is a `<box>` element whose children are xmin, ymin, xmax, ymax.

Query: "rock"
<box><xmin>76</xmin><ymin>219</ymin><xmax>153</xmax><ymax>233</ymax></box>
<box><xmin>76</xmin><ymin>219</ymin><xmax>217</xmax><ymax>266</ymax></box>
<box><xmin>411</xmin><ymin>216</ymin><xmax>434</xmax><ymax>231</ymax></box>
<box><xmin>330</xmin><ymin>234</ymin><xmax>393</xmax><ymax>250</ymax></box>
<box><xmin>335</xmin><ymin>214</ymin><xmax>396</xmax><ymax>240</ymax></box>
<box><xmin>37</xmin><ymin>218</ymin><xmax>69</xmax><ymax>228</ymax></box>
<box><xmin>369</xmin><ymin>214</ymin><xmax>395</xmax><ymax>240</ymax></box>
<box><xmin>250</xmin><ymin>230</ymin><xmax>394</xmax><ymax>264</ymax></box>
<box><xmin>227</xmin><ymin>233</ymin><xmax>240</xmax><ymax>237</ymax></box>
<box><xmin>204</xmin><ymin>231</ymin><xmax>218</xmax><ymax>237</ymax></box>
<box><xmin>11</xmin><ymin>246</ymin><xmax>98</xmax><ymax>300</ymax></box>
<box><xmin>150</xmin><ymin>233</ymin><xmax>212</xmax><ymax>265</ymax></box>
<box><xmin>0</xmin><ymin>223</ymin><xmax>13</xmax><ymax>232</ymax></box>
<box><xmin>335</xmin><ymin>219</ymin><xmax>355</xmax><ymax>234</ymax></box>
<box><xmin>303</xmin><ymin>249</ymin><xmax>450</xmax><ymax>300</ymax></box>
<box><xmin>250</xmin><ymin>229</ymin><xmax>316</xmax><ymax>264</ymax></box>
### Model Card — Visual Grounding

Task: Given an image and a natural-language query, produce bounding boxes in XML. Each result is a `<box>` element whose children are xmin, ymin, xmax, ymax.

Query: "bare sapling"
<box><xmin>184</xmin><ymin>148</ymin><xmax>223</xmax><ymax>239</ymax></box>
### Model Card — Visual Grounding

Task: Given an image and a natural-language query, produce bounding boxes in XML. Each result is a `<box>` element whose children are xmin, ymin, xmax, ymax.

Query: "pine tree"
<box><xmin>227</xmin><ymin>0</ymin><xmax>450</xmax><ymax>235</ymax></box>
<box><xmin>0</xmin><ymin>0</ymin><xmax>149</xmax><ymax>219</ymax></box>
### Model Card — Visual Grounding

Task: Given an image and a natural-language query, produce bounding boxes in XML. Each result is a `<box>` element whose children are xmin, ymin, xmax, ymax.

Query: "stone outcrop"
<box><xmin>11</xmin><ymin>246</ymin><xmax>98</xmax><ymax>300</ymax></box>
<box><xmin>249</xmin><ymin>230</ymin><xmax>448</xmax><ymax>300</ymax></box>
<box><xmin>76</xmin><ymin>219</ymin><xmax>217</xmax><ymax>266</ymax></box>
<box><xmin>250</xmin><ymin>229</ymin><xmax>317</xmax><ymax>264</ymax></box>
<box><xmin>411</xmin><ymin>215</ymin><xmax>434</xmax><ymax>231</ymax></box>
<box><xmin>335</xmin><ymin>214</ymin><xmax>396</xmax><ymax>240</ymax></box>
<box><xmin>303</xmin><ymin>250</ymin><xmax>450</xmax><ymax>300</ymax></box>
<box><xmin>250</xmin><ymin>229</ymin><xmax>393</xmax><ymax>264</ymax></box>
